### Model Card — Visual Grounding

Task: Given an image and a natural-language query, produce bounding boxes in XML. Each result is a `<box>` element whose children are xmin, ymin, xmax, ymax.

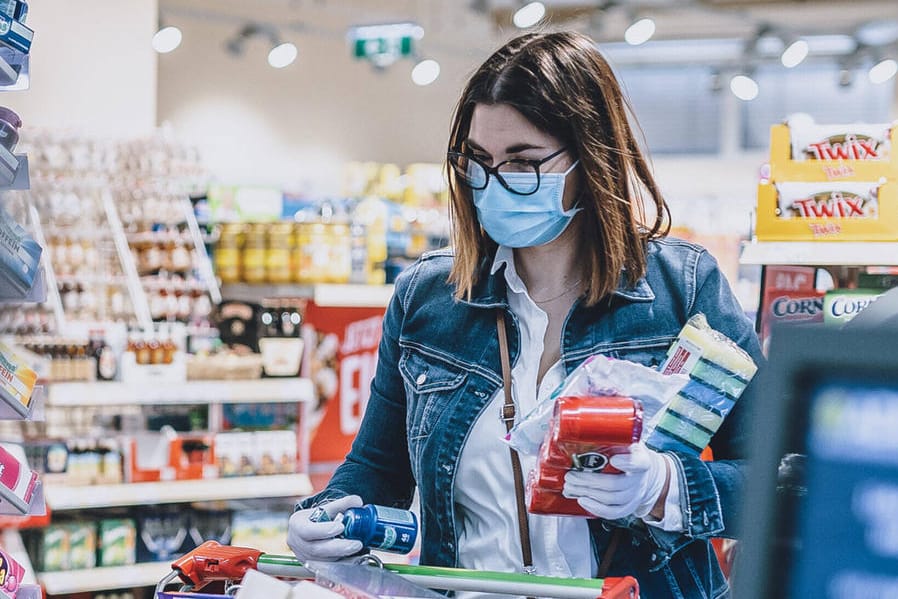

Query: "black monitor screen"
<box><xmin>790</xmin><ymin>376</ymin><xmax>898</xmax><ymax>597</ymax></box>
<box><xmin>735</xmin><ymin>325</ymin><xmax>898</xmax><ymax>599</ymax></box>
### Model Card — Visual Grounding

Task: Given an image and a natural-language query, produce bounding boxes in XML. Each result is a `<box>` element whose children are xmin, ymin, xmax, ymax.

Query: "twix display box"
<box><xmin>756</xmin><ymin>120</ymin><xmax>898</xmax><ymax>241</ymax></box>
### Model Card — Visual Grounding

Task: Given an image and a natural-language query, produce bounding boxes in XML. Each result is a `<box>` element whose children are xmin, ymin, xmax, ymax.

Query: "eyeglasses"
<box><xmin>447</xmin><ymin>147</ymin><xmax>567</xmax><ymax>196</ymax></box>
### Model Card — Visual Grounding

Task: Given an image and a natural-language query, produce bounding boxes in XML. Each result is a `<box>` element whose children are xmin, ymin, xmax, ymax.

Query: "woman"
<box><xmin>289</xmin><ymin>30</ymin><xmax>763</xmax><ymax>598</ymax></box>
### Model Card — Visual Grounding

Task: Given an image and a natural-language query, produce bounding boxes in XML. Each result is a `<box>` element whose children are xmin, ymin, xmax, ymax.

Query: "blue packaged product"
<box><xmin>341</xmin><ymin>504</ymin><xmax>418</xmax><ymax>554</ymax></box>
<box><xmin>0</xmin><ymin>11</ymin><xmax>31</xmax><ymax>54</ymax></box>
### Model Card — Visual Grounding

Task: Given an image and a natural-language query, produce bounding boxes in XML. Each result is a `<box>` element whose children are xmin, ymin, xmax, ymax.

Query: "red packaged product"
<box><xmin>528</xmin><ymin>466</ymin><xmax>591</xmax><ymax>517</ymax></box>
<box><xmin>527</xmin><ymin>396</ymin><xmax>643</xmax><ymax>517</ymax></box>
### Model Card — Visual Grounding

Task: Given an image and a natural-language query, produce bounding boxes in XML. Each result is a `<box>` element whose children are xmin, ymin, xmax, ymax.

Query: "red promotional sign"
<box><xmin>302</xmin><ymin>302</ymin><xmax>386</xmax><ymax>491</ymax></box>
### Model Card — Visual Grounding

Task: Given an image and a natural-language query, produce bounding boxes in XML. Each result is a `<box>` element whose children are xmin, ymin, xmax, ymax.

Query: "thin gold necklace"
<box><xmin>531</xmin><ymin>278</ymin><xmax>583</xmax><ymax>304</ymax></box>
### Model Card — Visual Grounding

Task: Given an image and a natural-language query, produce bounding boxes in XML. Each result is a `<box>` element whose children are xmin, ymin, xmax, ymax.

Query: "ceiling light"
<box><xmin>513</xmin><ymin>2</ymin><xmax>545</xmax><ymax>29</ymax></box>
<box><xmin>624</xmin><ymin>18</ymin><xmax>656</xmax><ymax>46</ymax></box>
<box><xmin>411</xmin><ymin>59</ymin><xmax>440</xmax><ymax>86</ymax></box>
<box><xmin>730</xmin><ymin>75</ymin><xmax>759</xmax><ymax>101</ymax></box>
<box><xmin>152</xmin><ymin>25</ymin><xmax>182</xmax><ymax>54</ymax></box>
<box><xmin>268</xmin><ymin>42</ymin><xmax>298</xmax><ymax>68</ymax></box>
<box><xmin>869</xmin><ymin>58</ymin><xmax>898</xmax><ymax>84</ymax></box>
<box><xmin>781</xmin><ymin>39</ymin><xmax>809</xmax><ymax>68</ymax></box>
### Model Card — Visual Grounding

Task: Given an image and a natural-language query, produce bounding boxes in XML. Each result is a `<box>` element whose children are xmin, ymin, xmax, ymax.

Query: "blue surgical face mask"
<box><xmin>472</xmin><ymin>160</ymin><xmax>581</xmax><ymax>248</ymax></box>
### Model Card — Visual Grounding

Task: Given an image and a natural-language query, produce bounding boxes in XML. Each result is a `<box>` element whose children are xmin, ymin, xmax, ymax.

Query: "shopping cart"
<box><xmin>155</xmin><ymin>540</ymin><xmax>639</xmax><ymax>599</ymax></box>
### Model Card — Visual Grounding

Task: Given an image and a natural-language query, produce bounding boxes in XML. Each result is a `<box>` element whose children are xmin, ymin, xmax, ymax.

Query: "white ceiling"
<box><xmin>160</xmin><ymin>0</ymin><xmax>898</xmax><ymax>68</ymax></box>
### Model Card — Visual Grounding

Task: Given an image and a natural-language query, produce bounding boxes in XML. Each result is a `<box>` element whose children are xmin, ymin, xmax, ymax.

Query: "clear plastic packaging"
<box><xmin>505</xmin><ymin>354</ymin><xmax>687</xmax><ymax>457</ymax></box>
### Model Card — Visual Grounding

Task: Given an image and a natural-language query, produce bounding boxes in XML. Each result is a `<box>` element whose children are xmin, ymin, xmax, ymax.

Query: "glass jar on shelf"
<box><xmin>215</xmin><ymin>223</ymin><xmax>243</xmax><ymax>284</ymax></box>
<box><xmin>242</xmin><ymin>223</ymin><xmax>267</xmax><ymax>284</ymax></box>
<box><xmin>266</xmin><ymin>222</ymin><xmax>294</xmax><ymax>284</ymax></box>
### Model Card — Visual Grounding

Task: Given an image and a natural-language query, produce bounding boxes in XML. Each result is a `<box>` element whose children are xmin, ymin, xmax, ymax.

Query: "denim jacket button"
<box><xmin>416</xmin><ymin>373</ymin><xmax>427</xmax><ymax>385</ymax></box>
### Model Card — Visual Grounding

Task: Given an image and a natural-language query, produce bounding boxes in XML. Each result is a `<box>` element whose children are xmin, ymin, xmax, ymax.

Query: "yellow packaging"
<box><xmin>242</xmin><ymin>223</ymin><xmax>267</xmax><ymax>283</ymax></box>
<box><xmin>0</xmin><ymin>342</ymin><xmax>36</xmax><ymax>407</ymax></box>
<box><xmin>767</xmin><ymin>123</ymin><xmax>898</xmax><ymax>183</ymax></box>
<box><xmin>756</xmin><ymin>181</ymin><xmax>898</xmax><ymax>241</ymax></box>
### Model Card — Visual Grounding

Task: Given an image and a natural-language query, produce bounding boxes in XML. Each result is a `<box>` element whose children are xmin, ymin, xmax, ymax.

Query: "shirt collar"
<box><xmin>465</xmin><ymin>246</ymin><xmax>655</xmax><ymax>306</ymax></box>
<box><xmin>490</xmin><ymin>246</ymin><xmax>528</xmax><ymax>297</ymax></box>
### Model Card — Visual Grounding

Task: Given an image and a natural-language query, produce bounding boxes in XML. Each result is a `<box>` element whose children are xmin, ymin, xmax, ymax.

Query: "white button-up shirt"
<box><xmin>453</xmin><ymin>246</ymin><xmax>682</xmax><ymax>597</ymax></box>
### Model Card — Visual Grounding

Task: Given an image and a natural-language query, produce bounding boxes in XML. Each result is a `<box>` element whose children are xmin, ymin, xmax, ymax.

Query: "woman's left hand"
<box><xmin>562</xmin><ymin>443</ymin><xmax>670</xmax><ymax>521</ymax></box>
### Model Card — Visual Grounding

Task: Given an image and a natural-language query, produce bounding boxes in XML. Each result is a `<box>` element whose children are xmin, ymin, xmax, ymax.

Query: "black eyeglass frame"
<box><xmin>447</xmin><ymin>146</ymin><xmax>568</xmax><ymax>196</ymax></box>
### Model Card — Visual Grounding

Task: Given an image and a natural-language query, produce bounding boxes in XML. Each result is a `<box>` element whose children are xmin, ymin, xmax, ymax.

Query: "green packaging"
<box><xmin>34</xmin><ymin>525</ymin><xmax>68</xmax><ymax>572</ymax></box>
<box><xmin>98</xmin><ymin>518</ymin><xmax>137</xmax><ymax>567</ymax></box>
<box><xmin>857</xmin><ymin>273</ymin><xmax>898</xmax><ymax>290</ymax></box>
<box><xmin>65</xmin><ymin>522</ymin><xmax>97</xmax><ymax>570</ymax></box>
<box><xmin>823</xmin><ymin>289</ymin><xmax>882</xmax><ymax>326</ymax></box>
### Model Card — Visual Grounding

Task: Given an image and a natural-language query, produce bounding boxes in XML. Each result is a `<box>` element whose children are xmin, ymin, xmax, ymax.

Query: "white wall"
<box><xmin>4</xmin><ymin>0</ymin><xmax>158</xmax><ymax>138</ymax></box>
<box><xmin>157</xmin><ymin>17</ymin><xmax>485</xmax><ymax>195</ymax></box>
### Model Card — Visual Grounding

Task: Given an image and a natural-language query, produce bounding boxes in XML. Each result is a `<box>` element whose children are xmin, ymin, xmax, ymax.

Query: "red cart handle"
<box><xmin>170</xmin><ymin>540</ymin><xmax>263</xmax><ymax>589</ymax></box>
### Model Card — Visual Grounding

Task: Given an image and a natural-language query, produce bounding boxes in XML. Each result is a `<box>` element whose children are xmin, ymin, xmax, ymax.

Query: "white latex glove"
<box><xmin>562</xmin><ymin>443</ymin><xmax>669</xmax><ymax>521</ymax></box>
<box><xmin>288</xmin><ymin>494</ymin><xmax>364</xmax><ymax>562</ymax></box>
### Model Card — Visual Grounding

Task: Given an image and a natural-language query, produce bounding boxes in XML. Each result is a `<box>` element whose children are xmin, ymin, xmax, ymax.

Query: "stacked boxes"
<box><xmin>756</xmin><ymin>118</ymin><xmax>898</xmax><ymax>241</ymax></box>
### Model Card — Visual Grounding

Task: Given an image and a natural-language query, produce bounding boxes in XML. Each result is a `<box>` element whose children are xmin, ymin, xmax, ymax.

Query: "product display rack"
<box><xmin>31</xmin><ymin>377</ymin><xmax>315</xmax><ymax>594</ymax></box>
<box><xmin>740</xmin><ymin>240</ymin><xmax>898</xmax><ymax>267</ymax></box>
<box><xmin>743</xmin><ymin>120</ymin><xmax>898</xmax><ymax>336</ymax></box>
<box><xmin>0</xmin><ymin>28</ymin><xmax>50</xmax><ymax>598</ymax></box>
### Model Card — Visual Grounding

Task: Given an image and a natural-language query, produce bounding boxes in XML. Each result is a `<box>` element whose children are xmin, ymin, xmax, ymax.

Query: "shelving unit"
<box><xmin>39</xmin><ymin>561</ymin><xmax>170</xmax><ymax>595</ymax></box>
<box><xmin>221</xmin><ymin>282</ymin><xmax>394</xmax><ymax>308</ymax></box>
<box><xmin>44</xmin><ymin>473</ymin><xmax>313</xmax><ymax>511</ymax></box>
<box><xmin>48</xmin><ymin>378</ymin><xmax>315</xmax><ymax>407</ymax></box>
<box><xmin>741</xmin><ymin>241</ymin><xmax>898</xmax><ymax>267</ymax></box>
<box><xmin>0</xmin><ymin>35</ymin><xmax>48</xmax><ymax>595</ymax></box>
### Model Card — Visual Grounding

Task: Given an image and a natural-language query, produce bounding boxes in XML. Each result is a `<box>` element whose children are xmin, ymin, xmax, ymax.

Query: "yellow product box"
<box><xmin>755</xmin><ymin>180</ymin><xmax>898</xmax><ymax>241</ymax></box>
<box><xmin>767</xmin><ymin>122</ymin><xmax>898</xmax><ymax>183</ymax></box>
<box><xmin>0</xmin><ymin>342</ymin><xmax>36</xmax><ymax>410</ymax></box>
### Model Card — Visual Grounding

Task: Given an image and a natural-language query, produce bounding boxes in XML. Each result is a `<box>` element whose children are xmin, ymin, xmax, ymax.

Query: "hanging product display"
<box><xmin>0</xmin><ymin>204</ymin><xmax>41</xmax><ymax>298</ymax></box>
<box><xmin>0</xmin><ymin>341</ymin><xmax>36</xmax><ymax>414</ymax></box>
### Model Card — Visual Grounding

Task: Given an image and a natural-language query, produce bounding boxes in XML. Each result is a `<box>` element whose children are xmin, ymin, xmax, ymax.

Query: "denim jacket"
<box><xmin>299</xmin><ymin>237</ymin><xmax>764</xmax><ymax>599</ymax></box>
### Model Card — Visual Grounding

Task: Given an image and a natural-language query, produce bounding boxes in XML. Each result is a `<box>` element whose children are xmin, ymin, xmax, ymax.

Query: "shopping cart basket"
<box><xmin>155</xmin><ymin>540</ymin><xmax>638</xmax><ymax>599</ymax></box>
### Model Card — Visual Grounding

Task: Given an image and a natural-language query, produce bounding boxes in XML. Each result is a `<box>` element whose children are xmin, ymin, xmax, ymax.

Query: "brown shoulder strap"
<box><xmin>496</xmin><ymin>310</ymin><xmax>534</xmax><ymax>572</ymax></box>
<box><xmin>498</xmin><ymin>309</ymin><xmax>622</xmax><ymax>581</ymax></box>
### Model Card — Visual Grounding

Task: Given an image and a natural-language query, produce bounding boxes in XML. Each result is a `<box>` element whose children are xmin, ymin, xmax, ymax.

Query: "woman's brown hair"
<box><xmin>446</xmin><ymin>31</ymin><xmax>670</xmax><ymax>306</ymax></box>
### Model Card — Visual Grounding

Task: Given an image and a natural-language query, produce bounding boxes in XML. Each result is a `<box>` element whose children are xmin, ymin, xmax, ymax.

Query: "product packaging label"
<box><xmin>0</xmin><ymin>342</ymin><xmax>36</xmax><ymax>406</ymax></box>
<box><xmin>776</xmin><ymin>182</ymin><xmax>880</xmax><ymax>220</ymax></box>
<box><xmin>823</xmin><ymin>289</ymin><xmax>883</xmax><ymax>325</ymax></box>
<box><xmin>789</xmin><ymin>121</ymin><xmax>892</xmax><ymax>162</ymax></box>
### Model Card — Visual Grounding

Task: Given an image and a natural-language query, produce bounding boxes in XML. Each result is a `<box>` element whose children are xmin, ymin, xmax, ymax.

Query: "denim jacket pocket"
<box><xmin>399</xmin><ymin>347</ymin><xmax>469</xmax><ymax>444</ymax></box>
<box><xmin>606</xmin><ymin>336</ymin><xmax>677</xmax><ymax>369</ymax></box>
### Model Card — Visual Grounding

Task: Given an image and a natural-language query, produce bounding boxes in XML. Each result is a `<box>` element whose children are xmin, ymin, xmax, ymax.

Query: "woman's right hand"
<box><xmin>287</xmin><ymin>494</ymin><xmax>365</xmax><ymax>562</ymax></box>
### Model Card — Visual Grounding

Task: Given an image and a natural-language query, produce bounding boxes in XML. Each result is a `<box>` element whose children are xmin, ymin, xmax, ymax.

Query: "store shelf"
<box><xmin>48</xmin><ymin>378</ymin><xmax>314</xmax><ymax>407</ymax></box>
<box><xmin>740</xmin><ymin>241</ymin><xmax>898</xmax><ymax>267</ymax></box>
<box><xmin>39</xmin><ymin>561</ymin><xmax>170</xmax><ymax>595</ymax></box>
<box><xmin>44</xmin><ymin>473</ymin><xmax>313</xmax><ymax>511</ymax></box>
<box><xmin>221</xmin><ymin>283</ymin><xmax>394</xmax><ymax>308</ymax></box>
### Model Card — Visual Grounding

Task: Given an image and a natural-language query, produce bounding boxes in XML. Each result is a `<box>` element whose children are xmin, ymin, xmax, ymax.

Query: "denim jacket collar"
<box><xmin>460</xmin><ymin>247</ymin><xmax>656</xmax><ymax>308</ymax></box>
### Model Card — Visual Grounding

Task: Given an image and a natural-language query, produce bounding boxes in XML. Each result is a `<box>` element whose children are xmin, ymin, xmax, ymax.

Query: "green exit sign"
<box><xmin>353</xmin><ymin>35</ymin><xmax>414</xmax><ymax>59</ymax></box>
<box><xmin>348</xmin><ymin>22</ymin><xmax>424</xmax><ymax>67</ymax></box>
